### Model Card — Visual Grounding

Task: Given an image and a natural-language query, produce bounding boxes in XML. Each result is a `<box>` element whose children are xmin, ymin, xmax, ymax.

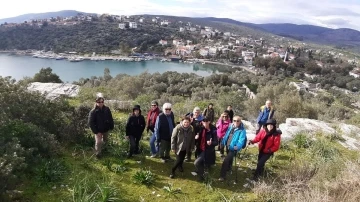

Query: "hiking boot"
<box><xmin>160</xmin><ymin>158</ymin><xmax>167</xmax><ymax>163</ymax></box>
<box><xmin>150</xmin><ymin>154</ymin><xmax>158</xmax><ymax>158</ymax></box>
<box><xmin>165</xmin><ymin>156</ymin><xmax>173</xmax><ymax>162</ymax></box>
<box><xmin>178</xmin><ymin>166</ymin><xmax>184</xmax><ymax>172</ymax></box>
<box><xmin>170</xmin><ymin>173</ymin><xmax>175</xmax><ymax>178</ymax></box>
<box><xmin>218</xmin><ymin>177</ymin><xmax>225</xmax><ymax>182</ymax></box>
<box><xmin>185</xmin><ymin>158</ymin><xmax>191</xmax><ymax>162</ymax></box>
<box><xmin>95</xmin><ymin>153</ymin><xmax>101</xmax><ymax>159</ymax></box>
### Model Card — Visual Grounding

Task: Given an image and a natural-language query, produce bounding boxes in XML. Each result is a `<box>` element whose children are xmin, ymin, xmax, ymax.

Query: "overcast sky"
<box><xmin>1</xmin><ymin>0</ymin><xmax>360</xmax><ymax>30</ymax></box>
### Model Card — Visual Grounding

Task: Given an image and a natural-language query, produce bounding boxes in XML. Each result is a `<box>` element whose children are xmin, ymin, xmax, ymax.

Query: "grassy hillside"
<box><xmin>17</xmin><ymin>110</ymin><xmax>360</xmax><ymax>202</ymax></box>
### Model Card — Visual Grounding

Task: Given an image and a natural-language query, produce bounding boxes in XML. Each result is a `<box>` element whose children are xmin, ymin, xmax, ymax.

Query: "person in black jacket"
<box><xmin>88</xmin><ymin>96</ymin><xmax>114</xmax><ymax>158</ymax></box>
<box><xmin>203</xmin><ymin>103</ymin><xmax>215</xmax><ymax>123</ymax></box>
<box><xmin>193</xmin><ymin>118</ymin><xmax>218</xmax><ymax>181</ymax></box>
<box><xmin>154</xmin><ymin>103</ymin><xmax>175</xmax><ymax>163</ymax></box>
<box><xmin>126</xmin><ymin>105</ymin><xmax>146</xmax><ymax>158</ymax></box>
<box><xmin>227</xmin><ymin>105</ymin><xmax>234</xmax><ymax>122</ymax></box>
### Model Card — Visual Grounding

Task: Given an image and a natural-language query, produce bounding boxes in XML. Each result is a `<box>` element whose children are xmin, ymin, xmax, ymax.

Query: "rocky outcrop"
<box><xmin>243</xmin><ymin>118</ymin><xmax>360</xmax><ymax>150</ymax></box>
<box><xmin>27</xmin><ymin>82</ymin><xmax>80</xmax><ymax>99</ymax></box>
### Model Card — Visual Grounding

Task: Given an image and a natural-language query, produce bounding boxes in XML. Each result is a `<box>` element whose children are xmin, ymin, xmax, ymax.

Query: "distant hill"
<box><xmin>194</xmin><ymin>18</ymin><xmax>360</xmax><ymax>51</ymax></box>
<box><xmin>1</xmin><ymin>11</ymin><xmax>360</xmax><ymax>52</ymax></box>
<box><xmin>0</xmin><ymin>10</ymin><xmax>91</xmax><ymax>24</ymax></box>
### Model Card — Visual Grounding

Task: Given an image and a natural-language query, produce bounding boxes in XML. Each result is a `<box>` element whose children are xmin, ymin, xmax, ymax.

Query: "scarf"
<box><xmin>147</xmin><ymin>107</ymin><xmax>160</xmax><ymax>127</ymax></box>
<box><xmin>200</xmin><ymin>128</ymin><xmax>207</xmax><ymax>151</ymax></box>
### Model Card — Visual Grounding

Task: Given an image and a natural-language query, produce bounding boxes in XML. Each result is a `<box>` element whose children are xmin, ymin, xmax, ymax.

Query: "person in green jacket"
<box><xmin>170</xmin><ymin>116</ymin><xmax>195</xmax><ymax>178</ymax></box>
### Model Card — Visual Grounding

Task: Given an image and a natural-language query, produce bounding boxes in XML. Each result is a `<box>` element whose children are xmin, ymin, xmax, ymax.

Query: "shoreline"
<box><xmin>0</xmin><ymin>50</ymin><xmax>256</xmax><ymax>74</ymax></box>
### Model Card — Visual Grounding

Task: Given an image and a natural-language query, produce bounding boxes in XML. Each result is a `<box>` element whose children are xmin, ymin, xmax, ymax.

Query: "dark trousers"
<box><xmin>218</xmin><ymin>137</ymin><xmax>225</xmax><ymax>155</ymax></box>
<box><xmin>254</xmin><ymin>152</ymin><xmax>273</xmax><ymax>178</ymax></box>
<box><xmin>220</xmin><ymin>148</ymin><xmax>236</xmax><ymax>178</ymax></box>
<box><xmin>186</xmin><ymin>150</ymin><xmax>192</xmax><ymax>161</ymax></box>
<box><xmin>129</xmin><ymin>135</ymin><xmax>141</xmax><ymax>156</ymax></box>
<box><xmin>159</xmin><ymin>139</ymin><xmax>171</xmax><ymax>159</ymax></box>
<box><xmin>171</xmin><ymin>150</ymin><xmax>186</xmax><ymax>174</ymax></box>
<box><xmin>194</xmin><ymin>151</ymin><xmax>205</xmax><ymax>177</ymax></box>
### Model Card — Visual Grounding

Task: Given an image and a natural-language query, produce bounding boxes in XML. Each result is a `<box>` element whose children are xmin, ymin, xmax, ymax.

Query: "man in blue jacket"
<box><xmin>256</xmin><ymin>100</ymin><xmax>275</xmax><ymax>135</ymax></box>
<box><xmin>154</xmin><ymin>103</ymin><xmax>175</xmax><ymax>163</ymax></box>
<box><xmin>218</xmin><ymin>116</ymin><xmax>247</xmax><ymax>181</ymax></box>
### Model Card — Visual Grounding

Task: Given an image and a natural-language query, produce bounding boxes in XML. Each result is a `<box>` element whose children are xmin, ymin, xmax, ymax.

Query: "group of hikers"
<box><xmin>88</xmin><ymin>96</ymin><xmax>281</xmax><ymax>182</ymax></box>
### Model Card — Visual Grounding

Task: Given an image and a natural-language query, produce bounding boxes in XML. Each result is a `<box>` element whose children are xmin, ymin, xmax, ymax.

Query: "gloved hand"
<box><xmin>248</xmin><ymin>140</ymin><xmax>253</xmax><ymax>145</ymax></box>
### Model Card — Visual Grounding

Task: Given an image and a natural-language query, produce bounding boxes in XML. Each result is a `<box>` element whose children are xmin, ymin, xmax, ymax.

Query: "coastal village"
<box><xmin>1</xmin><ymin>13</ymin><xmax>360</xmax><ymax>87</ymax></box>
<box><xmin>2</xmin><ymin>7</ymin><xmax>360</xmax><ymax>202</ymax></box>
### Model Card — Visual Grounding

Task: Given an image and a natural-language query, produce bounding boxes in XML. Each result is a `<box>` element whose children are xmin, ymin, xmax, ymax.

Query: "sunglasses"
<box><xmin>165</xmin><ymin>108</ymin><xmax>171</xmax><ymax>111</ymax></box>
<box><xmin>233</xmin><ymin>120</ymin><xmax>241</xmax><ymax>122</ymax></box>
<box><xmin>151</xmin><ymin>105</ymin><xmax>157</xmax><ymax>107</ymax></box>
<box><xmin>97</xmin><ymin>101</ymin><xmax>104</xmax><ymax>103</ymax></box>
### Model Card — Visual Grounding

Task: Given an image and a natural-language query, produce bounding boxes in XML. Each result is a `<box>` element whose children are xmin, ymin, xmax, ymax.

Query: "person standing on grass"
<box><xmin>256</xmin><ymin>100</ymin><xmax>275</xmax><ymax>135</ymax></box>
<box><xmin>186</xmin><ymin>106</ymin><xmax>204</xmax><ymax>161</ymax></box>
<box><xmin>203</xmin><ymin>103</ymin><xmax>215</xmax><ymax>123</ymax></box>
<box><xmin>147</xmin><ymin>100</ymin><xmax>162</xmax><ymax>158</ymax></box>
<box><xmin>227</xmin><ymin>105</ymin><xmax>234</xmax><ymax>122</ymax></box>
<box><xmin>126</xmin><ymin>105</ymin><xmax>146</xmax><ymax>158</ymax></box>
<box><xmin>88</xmin><ymin>96</ymin><xmax>114</xmax><ymax>159</ymax></box>
<box><xmin>194</xmin><ymin>117</ymin><xmax>218</xmax><ymax>181</ymax></box>
<box><xmin>249</xmin><ymin>119</ymin><xmax>281</xmax><ymax>181</ymax></box>
<box><xmin>170</xmin><ymin>116</ymin><xmax>195</xmax><ymax>178</ymax></box>
<box><xmin>154</xmin><ymin>103</ymin><xmax>175</xmax><ymax>163</ymax></box>
<box><xmin>218</xmin><ymin>116</ymin><xmax>246</xmax><ymax>181</ymax></box>
<box><xmin>216</xmin><ymin>111</ymin><xmax>231</xmax><ymax>158</ymax></box>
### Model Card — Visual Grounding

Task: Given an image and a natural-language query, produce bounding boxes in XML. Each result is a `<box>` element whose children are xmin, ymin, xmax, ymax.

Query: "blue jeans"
<box><xmin>149</xmin><ymin>132</ymin><xmax>159</xmax><ymax>155</ymax></box>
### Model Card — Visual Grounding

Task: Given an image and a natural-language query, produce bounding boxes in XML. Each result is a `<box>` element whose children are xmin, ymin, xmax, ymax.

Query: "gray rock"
<box><xmin>27</xmin><ymin>82</ymin><xmax>80</xmax><ymax>100</ymax></box>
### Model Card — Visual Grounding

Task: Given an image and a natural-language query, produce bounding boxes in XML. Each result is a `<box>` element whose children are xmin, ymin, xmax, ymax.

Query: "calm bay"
<box><xmin>0</xmin><ymin>54</ymin><xmax>220</xmax><ymax>82</ymax></box>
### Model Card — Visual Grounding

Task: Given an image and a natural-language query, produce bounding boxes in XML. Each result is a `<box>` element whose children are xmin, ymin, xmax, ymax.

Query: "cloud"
<box><xmin>0</xmin><ymin>0</ymin><xmax>360</xmax><ymax>31</ymax></box>
<box><xmin>313</xmin><ymin>8</ymin><xmax>360</xmax><ymax>17</ymax></box>
<box><xmin>174</xmin><ymin>0</ymin><xmax>207</xmax><ymax>3</ymax></box>
<box><xmin>319</xmin><ymin>18</ymin><xmax>351</xmax><ymax>28</ymax></box>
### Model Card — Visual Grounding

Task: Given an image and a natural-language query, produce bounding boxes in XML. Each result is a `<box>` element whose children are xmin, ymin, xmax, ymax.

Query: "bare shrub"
<box><xmin>327</xmin><ymin>161</ymin><xmax>360</xmax><ymax>202</ymax></box>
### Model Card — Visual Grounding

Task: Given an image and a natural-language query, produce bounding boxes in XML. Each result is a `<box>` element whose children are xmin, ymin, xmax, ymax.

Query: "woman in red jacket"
<box><xmin>249</xmin><ymin>119</ymin><xmax>281</xmax><ymax>180</ymax></box>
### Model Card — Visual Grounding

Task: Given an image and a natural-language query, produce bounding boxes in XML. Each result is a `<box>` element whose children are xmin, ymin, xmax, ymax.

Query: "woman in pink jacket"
<box><xmin>216</xmin><ymin>111</ymin><xmax>231</xmax><ymax>158</ymax></box>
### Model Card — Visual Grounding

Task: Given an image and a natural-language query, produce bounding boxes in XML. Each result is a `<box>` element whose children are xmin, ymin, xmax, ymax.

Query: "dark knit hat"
<box><xmin>133</xmin><ymin>105</ymin><xmax>141</xmax><ymax>111</ymax></box>
<box><xmin>151</xmin><ymin>100</ymin><xmax>159</xmax><ymax>106</ymax></box>
<box><xmin>202</xmin><ymin>117</ymin><xmax>210</xmax><ymax>122</ymax></box>
<box><xmin>265</xmin><ymin>119</ymin><xmax>277</xmax><ymax>126</ymax></box>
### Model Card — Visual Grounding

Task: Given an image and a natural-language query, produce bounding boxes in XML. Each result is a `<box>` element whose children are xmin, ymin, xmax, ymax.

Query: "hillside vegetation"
<box><xmin>0</xmin><ymin>22</ymin><xmax>175</xmax><ymax>54</ymax></box>
<box><xmin>2</xmin><ymin>66</ymin><xmax>360</xmax><ymax>201</ymax></box>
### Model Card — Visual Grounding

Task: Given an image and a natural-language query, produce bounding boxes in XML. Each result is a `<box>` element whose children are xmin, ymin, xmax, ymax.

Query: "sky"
<box><xmin>1</xmin><ymin>0</ymin><xmax>360</xmax><ymax>31</ymax></box>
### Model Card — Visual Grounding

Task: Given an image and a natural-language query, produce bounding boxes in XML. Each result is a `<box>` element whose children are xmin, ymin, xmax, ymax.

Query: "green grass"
<box><xmin>16</xmin><ymin>111</ymin><xmax>360</xmax><ymax>202</ymax></box>
<box><xmin>18</xmin><ymin>141</ymin><xmax>288</xmax><ymax>202</ymax></box>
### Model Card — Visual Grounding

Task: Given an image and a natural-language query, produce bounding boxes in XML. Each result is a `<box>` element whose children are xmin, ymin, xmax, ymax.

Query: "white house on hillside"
<box><xmin>119</xmin><ymin>23</ymin><xmax>126</xmax><ymax>29</ymax></box>
<box><xmin>200</xmin><ymin>48</ymin><xmax>209</xmax><ymax>57</ymax></box>
<box><xmin>159</xmin><ymin>40</ymin><xmax>168</xmax><ymax>46</ymax></box>
<box><xmin>129</xmin><ymin>22</ymin><xmax>137</xmax><ymax>29</ymax></box>
<box><xmin>189</xmin><ymin>27</ymin><xmax>197</xmax><ymax>32</ymax></box>
<box><xmin>349</xmin><ymin>68</ymin><xmax>360</xmax><ymax>78</ymax></box>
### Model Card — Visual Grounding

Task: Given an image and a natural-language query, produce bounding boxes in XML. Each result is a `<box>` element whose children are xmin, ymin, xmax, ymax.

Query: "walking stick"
<box><xmin>234</xmin><ymin>151</ymin><xmax>238</xmax><ymax>184</ymax></box>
